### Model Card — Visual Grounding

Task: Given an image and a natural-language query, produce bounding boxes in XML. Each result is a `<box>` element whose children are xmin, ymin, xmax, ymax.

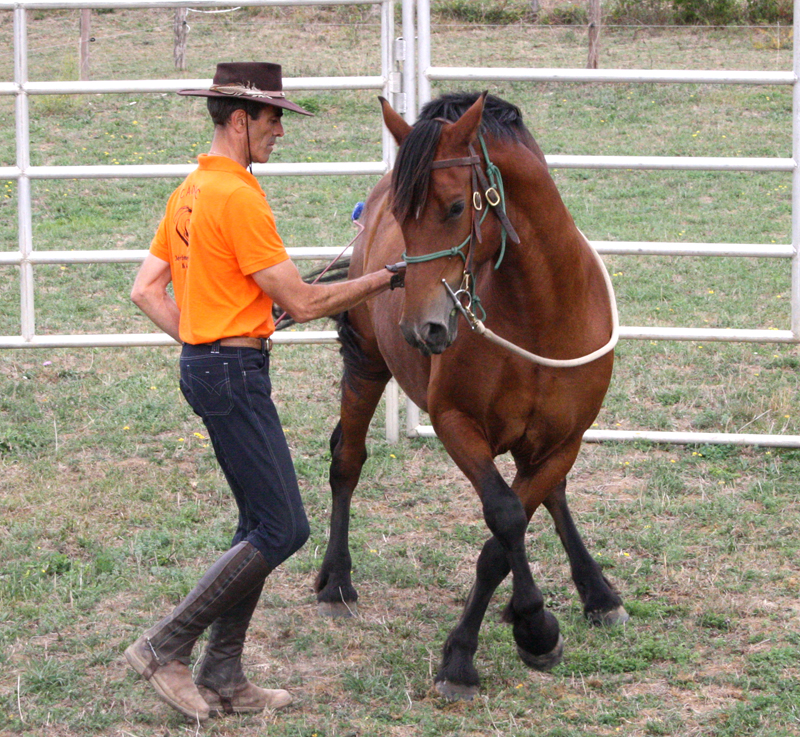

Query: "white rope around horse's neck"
<box><xmin>471</xmin><ymin>231</ymin><xmax>619</xmax><ymax>368</ymax></box>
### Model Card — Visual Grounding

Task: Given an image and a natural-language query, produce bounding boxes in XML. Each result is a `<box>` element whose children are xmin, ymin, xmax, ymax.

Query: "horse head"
<box><xmin>381</xmin><ymin>93</ymin><xmax>495</xmax><ymax>356</ymax></box>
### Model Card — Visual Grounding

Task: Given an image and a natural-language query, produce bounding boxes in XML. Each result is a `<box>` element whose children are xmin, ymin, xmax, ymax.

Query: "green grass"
<box><xmin>2</xmin><ymin>8</ymin><xmax>800</xmax><ymax>737</ymax></box>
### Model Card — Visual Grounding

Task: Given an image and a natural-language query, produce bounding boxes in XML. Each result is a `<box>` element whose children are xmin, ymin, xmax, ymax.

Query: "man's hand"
<box><xmin>385</xmin><ymin>261</ymin><xmax>406</xmax><ymax>290</ymax></box>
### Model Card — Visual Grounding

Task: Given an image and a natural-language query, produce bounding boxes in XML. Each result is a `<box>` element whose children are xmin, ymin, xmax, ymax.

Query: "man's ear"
<box><xmin>229</xmin><ymin>107</ymin><xmax>249</xmax><ymax>132</ymax></box>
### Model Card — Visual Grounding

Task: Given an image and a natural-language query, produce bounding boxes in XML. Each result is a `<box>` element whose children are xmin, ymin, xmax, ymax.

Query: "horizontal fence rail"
<box><xmin>0</xmin><ymin>76</ymin><xmax>386</xmax><ymax>96</ymax></box>
<box><xmin>403</xmin><ymin>0</ymin><xmax>800</xmax><ymax>447</ymax></box>
<box><xmin>426</xmin><ymin>66</ymin><xmax>796</xmax><ymax>86</ymax></box>
<box><xmin>0</xmin><ymin>0</ymin><xmax>382</xmax><ymax>8</ymax></box>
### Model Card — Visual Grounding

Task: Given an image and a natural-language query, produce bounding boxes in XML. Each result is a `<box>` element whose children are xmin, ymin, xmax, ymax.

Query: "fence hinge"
<box><xmin>389</xmin><ymin>71</ymin><xmax>406</xmax><ymax>114</ymax></box>
<box><xmin>394</xmin><ymin>36</ymin><xmax>406</xmax><ymax>62</ymax></box>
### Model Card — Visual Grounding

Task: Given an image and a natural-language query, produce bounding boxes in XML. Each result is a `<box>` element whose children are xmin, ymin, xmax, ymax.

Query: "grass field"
<box><xmin>2</xmin><ymin>7</ymin><xmax>800</xmax><ymax>737</ymax></box>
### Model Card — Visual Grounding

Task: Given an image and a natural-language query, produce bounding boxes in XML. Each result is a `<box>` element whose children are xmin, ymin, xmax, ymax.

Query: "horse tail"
<box><xmin>336</xmin><ymin>311</ymin><xmax>392</xmax><ymax>392</ymax></box>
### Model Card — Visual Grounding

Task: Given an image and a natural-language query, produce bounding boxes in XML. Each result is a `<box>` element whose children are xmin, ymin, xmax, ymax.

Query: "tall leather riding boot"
<box><xmin>125</xmin><ymin>541</ymin><xmax>271</xmax><ymax>721</ymax></box>
<box><xmin>194</xmin><ymin>582</ymin><xmax>293</xmax><ymax>714</ymax></box>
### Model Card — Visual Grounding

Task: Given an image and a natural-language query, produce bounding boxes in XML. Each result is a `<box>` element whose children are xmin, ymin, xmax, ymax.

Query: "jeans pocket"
<box><xmin>184</xmin><ymin>360</ymin><xmax>234</xmax><ymax>416</ymax></box>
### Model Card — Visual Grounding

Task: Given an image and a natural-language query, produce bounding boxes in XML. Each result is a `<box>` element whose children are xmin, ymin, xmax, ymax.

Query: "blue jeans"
<box><xmin>179</xmin><ymin>343</ymin><xmax>310</xmax><ymax>570</ymax></box>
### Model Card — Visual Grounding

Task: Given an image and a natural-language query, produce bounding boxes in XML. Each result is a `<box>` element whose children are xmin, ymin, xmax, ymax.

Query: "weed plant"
<box><xmin>1</xmin><ymin>8</ymin><xmax>799</xmax><ymax>737</ymax></box>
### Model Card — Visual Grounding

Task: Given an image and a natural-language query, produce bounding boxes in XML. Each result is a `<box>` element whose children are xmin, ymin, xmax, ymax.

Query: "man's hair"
<box><xmin>206</xmin><ymin>97</ymin><xmax>265</xmax><ymax>126</ymax></box>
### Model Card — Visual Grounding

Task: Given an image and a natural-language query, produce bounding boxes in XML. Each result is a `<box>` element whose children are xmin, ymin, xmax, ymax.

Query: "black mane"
<box><xmin>390</xmin><ymin>93</ymin><xmax>528</xmax><ymax>222</ymax></box>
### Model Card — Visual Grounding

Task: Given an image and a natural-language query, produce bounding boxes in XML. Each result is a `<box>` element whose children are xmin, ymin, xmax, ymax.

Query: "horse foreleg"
<box><xmin>434</xmin><ymin>418</ymin><xmax>562</xmax><ymax>699</ymax></box>
<box><xmin>314</xmin><ymin>368</ymin><xmax>389</xmax><ymax>617</ymax></box>
<box><xmin>480</xmin><ymin>469</ymin><xmax>563</xmax><ymax>672</ymax></box>
<box><xmin>435</xmin><ymin>534</ymin><xmax>509</xmax><ymax>701</ymax></box>
<box><xmin>543</xmin><ymin>479</ymin><xmax>629</xmax><ymax>626</ymax></box>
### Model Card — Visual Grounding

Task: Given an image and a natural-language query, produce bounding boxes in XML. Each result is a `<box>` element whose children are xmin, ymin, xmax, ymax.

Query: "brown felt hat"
<box><xmin>178</xmin><ymin>62</ymin><xmax>313</xmax><ymax>116</ymax></box>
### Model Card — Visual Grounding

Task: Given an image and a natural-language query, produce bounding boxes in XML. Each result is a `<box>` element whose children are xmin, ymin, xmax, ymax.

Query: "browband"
<box><xmin>430</xmin><ymin>155</ymin><xmax>481</xmax><ymax>169</ymax></box>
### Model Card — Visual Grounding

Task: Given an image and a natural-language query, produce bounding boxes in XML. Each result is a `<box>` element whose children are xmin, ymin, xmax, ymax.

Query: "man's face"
<box><xmin>248</xmin><ymin>105</ymin><xmax>284</xmax><ymax>163</ymax></box>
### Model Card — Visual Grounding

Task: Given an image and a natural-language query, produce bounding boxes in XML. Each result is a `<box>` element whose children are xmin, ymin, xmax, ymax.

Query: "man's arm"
<box><xmin>131</xmin><ymin>254</ymin><xmax>181</xmax><ymax>342</ymax></box>
<box><xmin>252</xmin><ymin>258</ymin><xmax>400</xmax><ymax>324</ymax></box>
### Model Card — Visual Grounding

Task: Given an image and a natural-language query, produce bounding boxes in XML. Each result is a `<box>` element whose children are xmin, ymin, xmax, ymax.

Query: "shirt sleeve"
<box><xmin>224</xmin><ymin>186</ymin><xmax>290</xmax><ymax>276</ymax></box>
<box><xmin>150</xmin><ymin>215</ymin><xmax>170</xmax><ymax>261</ymax></box>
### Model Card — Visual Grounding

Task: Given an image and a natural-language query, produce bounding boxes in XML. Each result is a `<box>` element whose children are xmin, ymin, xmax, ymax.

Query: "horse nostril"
<box><xmin>420</xmin><ymin>322</ymin><xmax>451</xmax><ymax>354</ymax></box>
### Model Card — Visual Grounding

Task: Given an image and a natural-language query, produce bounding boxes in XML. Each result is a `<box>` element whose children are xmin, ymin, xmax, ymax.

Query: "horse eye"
<box><xmin>447</xmin><ymin>201</ymin><xmax>466</xmax><ymax>219</ymax></box>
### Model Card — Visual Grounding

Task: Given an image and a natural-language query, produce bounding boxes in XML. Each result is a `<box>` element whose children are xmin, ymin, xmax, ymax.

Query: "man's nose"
<box><xmin>276</xmin><ymin>121</ymin><xmax>284</xmax><ymax>137</ymax></box>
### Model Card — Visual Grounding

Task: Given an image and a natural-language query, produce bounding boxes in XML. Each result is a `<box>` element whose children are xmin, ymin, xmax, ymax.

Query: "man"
<box><xmin>126</xmin><ymin>62</ymin><xmax>403</xmax><ymax>722</ymax></box>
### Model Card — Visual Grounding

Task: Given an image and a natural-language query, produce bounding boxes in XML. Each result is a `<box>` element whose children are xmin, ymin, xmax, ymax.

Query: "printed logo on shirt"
<box><xmin>173</xmin><ymin>206</ymin><xmax>192</xmax><ymax>268</ymax></box>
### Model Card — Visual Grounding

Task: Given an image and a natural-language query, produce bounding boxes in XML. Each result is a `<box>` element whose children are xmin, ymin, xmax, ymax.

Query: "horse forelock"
<box><xmin>390</xmin><ymin>93</ymin><xmax>530</xmax><ymax>223</ymax></box>
<box><xmin>390</xmin><ymin>119</ymin><xmax>442</xmax><ymax>223</ymax></box>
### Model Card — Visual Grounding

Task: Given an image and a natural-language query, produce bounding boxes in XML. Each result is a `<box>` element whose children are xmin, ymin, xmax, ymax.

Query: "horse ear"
<box><xmin>379</xmin><ymin>96</ymin><xmax>412</xmax><ymax>145</ymax></box>
<box><xmin>446</xmin><ymin>90</ymin><xmax>488</xmax><ymax>147</ymax></box>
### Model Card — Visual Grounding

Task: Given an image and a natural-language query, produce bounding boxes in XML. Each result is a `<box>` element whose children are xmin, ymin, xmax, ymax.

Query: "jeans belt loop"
<box><xmin>211</xmin><ymin>340</ymin><xmax>220</xmax><ymax>354</ymax></box>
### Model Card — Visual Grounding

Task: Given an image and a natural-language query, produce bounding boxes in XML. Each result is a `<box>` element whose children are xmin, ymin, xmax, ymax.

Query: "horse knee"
<box><xmin>481</xmin><ymin>475</ymin><xmax>527</xmax><ymax>546</ymax></box>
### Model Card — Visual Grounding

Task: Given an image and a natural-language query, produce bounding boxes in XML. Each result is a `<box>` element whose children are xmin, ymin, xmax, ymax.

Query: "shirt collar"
<box><xmin>197</xmin><ymin>154</ymin><xmax>265</xmax><ymax>196</ymax></box>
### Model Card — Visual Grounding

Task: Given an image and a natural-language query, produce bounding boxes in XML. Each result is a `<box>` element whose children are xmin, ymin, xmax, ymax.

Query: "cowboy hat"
<box><xmin>178</xmin><ymin>62</ymin><xmax>313</xmax><ymax>116</ymax></box>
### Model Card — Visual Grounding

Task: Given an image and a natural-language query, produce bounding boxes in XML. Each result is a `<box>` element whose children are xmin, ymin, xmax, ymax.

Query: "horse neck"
<box><xmin>478</xmin><ymin>145</ymin><xmax>605</xmax><ymax>340</ymax></box>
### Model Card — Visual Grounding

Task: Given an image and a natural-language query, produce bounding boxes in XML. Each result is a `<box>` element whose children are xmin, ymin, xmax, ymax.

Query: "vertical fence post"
<box><xmin>792</xmin><ymin>0</ymin><xmax>800</xmax><ymax>339</ymax></box>
<box><xmin>174</xmin><ymin>7</ymin><xmax>189</xmax><ymax>71</ymax></box>
<box><xmin>587</xmin><ymin>0</ymin><xmax>601</xmax><ymax>69</ymax></box>
<box><xmin>381</xmin><ymin>0</ymin><xmax>396</xmax><ymax>168</ymax></box>
<box><xmin>416</xmin><ymin>0</ymin><xmax>431</xmax><ymax>107</ymax></box>
<box><xmin>402</xmin><ymin>0</ymin><xmax>415</xmax><ymax>122</ymax></box>
<box><xmin>79</xmin><ymin>8</ymin><xmax>91</xmax><ymax>80</ymax></box>
<box><xmin>14</xmin><ymin>8</ymin><xmax>34</xmax><ymax>342</ymax></box>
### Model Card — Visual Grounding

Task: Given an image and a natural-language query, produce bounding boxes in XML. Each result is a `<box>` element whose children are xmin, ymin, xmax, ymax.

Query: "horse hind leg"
<box><xmin>543</xmin><ymin>479</ymin><xmax>629</xmax><ymax>626</ymax></box>
<box><xmin>314</xmin><ymin>318</ymin><xmax>391</xmax><ymax>617</ymax></box>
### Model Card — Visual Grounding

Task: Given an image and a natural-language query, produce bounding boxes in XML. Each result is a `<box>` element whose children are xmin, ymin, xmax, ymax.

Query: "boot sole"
<box><xmin>197</xmin><ymin>685</ymin><xmax>292</xmax><ymax>714</ymax></box>
<box><xmin>125</xmin><ymin>644</ymin><xmax>210</xmax><ymax>722</ymax></box>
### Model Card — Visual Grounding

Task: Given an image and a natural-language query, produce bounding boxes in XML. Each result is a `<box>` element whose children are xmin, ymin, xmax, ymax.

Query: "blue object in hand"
<box><xmin>351</xmin><ymin>201</ymin><xmax>365</xmax><ymax>222</ymax></box>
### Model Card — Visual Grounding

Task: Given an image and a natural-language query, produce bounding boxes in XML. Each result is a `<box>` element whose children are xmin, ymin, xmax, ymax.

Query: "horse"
<box><xmin>313</xmin><ymin>91</ymin><xmax>628</xmax><ymax>701</ymax></box>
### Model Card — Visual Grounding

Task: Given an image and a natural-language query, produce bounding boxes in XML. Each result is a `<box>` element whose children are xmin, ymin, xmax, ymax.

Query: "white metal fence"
<box><xmin>3</xmin><ymin>0</ymin><xmax>800</xmax><ymax>447</ymax></box>
<box><xmin>0</xmin><ymin>0</ymin><xmax>401</xmax><ymax>349</ymax></box>
<box><xmin>403</xmin><ymin>0</ymin><xmax>800</xmax><ymax>447</ymax></box>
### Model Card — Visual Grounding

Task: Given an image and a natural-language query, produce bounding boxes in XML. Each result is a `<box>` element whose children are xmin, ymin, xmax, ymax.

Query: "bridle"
<box><xmin>401</xmin><ymin>131</ymin><xmax>520</xmax><ymax>319</ymax></box>
<box><xmin>399</xmin><ymin>128</ymin><xmax>620</xmax><ymax>368</ymax></box>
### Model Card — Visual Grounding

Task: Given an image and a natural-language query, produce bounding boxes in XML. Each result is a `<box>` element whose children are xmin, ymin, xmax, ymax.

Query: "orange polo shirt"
<box><xmin>150</xmin><ymin>154</ymin><xmax>289</xmax><ymax>344</ymax></box>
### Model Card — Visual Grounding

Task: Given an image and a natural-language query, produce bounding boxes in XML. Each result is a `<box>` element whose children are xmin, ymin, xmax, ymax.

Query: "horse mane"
<box><xmin>391</xmin><ymin>92</ymin><xmax>530</xmax><ymax>223</ymax></box>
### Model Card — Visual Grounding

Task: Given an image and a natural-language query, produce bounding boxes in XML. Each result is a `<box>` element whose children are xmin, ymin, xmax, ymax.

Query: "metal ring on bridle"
<box><xmin>485</xmin><ymin>187</ymin><xmax>501</xmax><ymax>207</ymax></box>
<box><xmin>454</xmin><ymin>288</ymin><xmax>472</xmax><ymax>309</ymax></box>
<box><xmin>472</xmin><ymin>191</ymin><xmax>483</xmax><ymax>210</ymax></box>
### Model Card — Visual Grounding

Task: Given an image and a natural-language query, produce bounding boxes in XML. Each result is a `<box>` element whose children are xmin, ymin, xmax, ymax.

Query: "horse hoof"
<box><xmin>317</xmin><ymin>601</ymin><xmax>358</xmax><ymax>618</ymax></box>
<box><xmin>435</xmin><ymin>679</ymin><xmax>479</xmax><ymax>702</ymax></box>
<box><xmin>586</xmin><ymin>605</ymin><xmax>629</xmax><ymax>627</ymax></box>
<box><xmin>517</xmin><ymin>633</ymin><xmax>564</xmax><ymax>672</ymax></box>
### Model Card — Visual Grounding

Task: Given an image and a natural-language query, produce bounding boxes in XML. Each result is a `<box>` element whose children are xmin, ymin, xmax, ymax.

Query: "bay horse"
<box><xmin>314</xmin><ymin>91</ymin><xmax>628</xmax><ymax>700</ymax></box>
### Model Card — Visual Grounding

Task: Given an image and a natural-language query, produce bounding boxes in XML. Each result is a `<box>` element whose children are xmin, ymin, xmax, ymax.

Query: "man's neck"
<box><xmin>208</xmin><ymin>129</ymin><xmax>249</xmax><ymax>169</ymax></box>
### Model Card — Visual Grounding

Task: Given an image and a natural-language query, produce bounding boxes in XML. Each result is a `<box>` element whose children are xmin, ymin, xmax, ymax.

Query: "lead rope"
<box><xmin>443</xmin><ymin>230</ymin><xmax>619</xmax><ymax>368</ymax></box>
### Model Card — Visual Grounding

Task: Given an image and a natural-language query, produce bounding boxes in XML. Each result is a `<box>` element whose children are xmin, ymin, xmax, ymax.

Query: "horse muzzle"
<box><xmin>400</xmin><ymin>310</ymin><xmax>459</xmax><ymax>356</ymax></box>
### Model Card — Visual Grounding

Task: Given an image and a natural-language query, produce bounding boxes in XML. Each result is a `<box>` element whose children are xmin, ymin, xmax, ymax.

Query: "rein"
<box><xmin>443</xmin><ymin>230</ymin><xmax>620</xmax><ymax>368</ymax></box>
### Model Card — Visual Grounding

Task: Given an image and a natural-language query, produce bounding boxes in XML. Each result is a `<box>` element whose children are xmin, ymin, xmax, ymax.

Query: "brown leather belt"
<box><xmin>218</xmin><ymin>336</ymin><xmax>272</xmax><ymax>351</ymax></box>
